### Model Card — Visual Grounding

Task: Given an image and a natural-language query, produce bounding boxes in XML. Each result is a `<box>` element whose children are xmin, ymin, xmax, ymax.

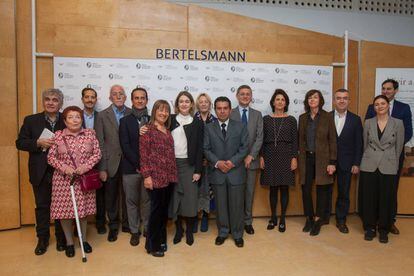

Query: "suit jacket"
<box><xmin>330</xmin><ymin>110</ymin><xmax>363</xmax><ymax>171</ymax></box>
<box><xmin>15</xmin><ymin>112</ymin><xmax>65</xmax><ymax>186</ymax></box>
<box><xmin>119</xmin><ymin>113</ymin><xmax>150</xmax><ymax>175</ymax></box>
<box><xmin>81</xmin><ymin>110</ymin><xmax>98</xmax><ymax>129</ymax></box>
<box><xmin>230</xmin><ymin>106</ymin><xmax>263</xmax><ymax>169</ymax></box>
<box><xmin>365</xmin><ymin>100</ymin><xmax>412</xmax><ymax>144</ymax></box>
<box><xmin>298</xmin><ymin>109</ymin><xmax>337</xmax><ymax>185</ymax></box>
<box><xmin>170</xmin><ymin>114</ymin><xmax>204</xmax><ymax>174</ymax></box>
<box><xmin>95</xmin><ymin>105</ymin><xmax>131</xmax><ymax>177</ymax></box>
<box><xmin>203</xmin><ymin>119</ymin><xmax>249</xmax><ymax>185</ymax></box>
<box><xmin>360</xmin><ymin>117</ymin><xmax>405</xmax><ymax>175</ymax></box>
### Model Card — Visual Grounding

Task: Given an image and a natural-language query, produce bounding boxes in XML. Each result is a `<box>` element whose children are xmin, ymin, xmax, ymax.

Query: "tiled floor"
<box><xmin>1</xmin><ymin>215</ymin><xmax>413</xmax><ymax>275</ymax></box>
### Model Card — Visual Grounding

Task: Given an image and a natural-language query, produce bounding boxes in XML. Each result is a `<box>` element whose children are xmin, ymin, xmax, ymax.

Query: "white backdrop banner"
<box><xmin>375</xmin><ymin>68</ymin><xmax>414</xmax><ymax>147</ymax></box>
<box><xmin>54</xmin><ymin>57</ymin><xmax>333</xmax><ymax>119</ymax></box>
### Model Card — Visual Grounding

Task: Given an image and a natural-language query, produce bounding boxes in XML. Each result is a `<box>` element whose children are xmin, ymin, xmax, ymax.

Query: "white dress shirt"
<box><xmin>334</xmin><ymin>110</ymin><xmax>347</xmax><ymax>136</ymax></box>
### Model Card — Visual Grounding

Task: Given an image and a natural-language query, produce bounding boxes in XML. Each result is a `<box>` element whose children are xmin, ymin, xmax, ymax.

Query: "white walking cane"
<box><xmin>70</xmin><ymin>176</ymin><xmax>87</xmax><ymax>263</ymax></box>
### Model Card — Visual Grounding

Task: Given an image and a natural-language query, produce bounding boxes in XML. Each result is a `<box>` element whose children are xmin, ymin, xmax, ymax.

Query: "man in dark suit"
<box><xmin>230</xmin><ymin>85</ymin><xmax>263</xmax><ymax>235</ymax></box>
<box><xmin>119</xmin><ymin>88</ymin><xmax>150</xmax><ymax>246</ymax></box>
<box><xmin>331</xmin><ymin>88</ymin><xmax>363</xmax><ymax>233</ymax></box>
<box><xmin>95</xmin><ymin>84</ymin><xmax>132</xmax><ymax>242</ymax></box>
<box><xmin>16</xmin><ymin>88</ymin><xmax>67</xmax><ymax>255</ymax></box>
<box><xmin>80</xmin><ymin>87</ymin><xmax>106</xmax><ymax>234</ymax></box>
<box><xmin>365</xmin><ymin>79</ymin><xmax>413</xmax><ymax>234</ymax></box>
<box><xmin>204</xmin><ymin>96</ymin><xmax>249</xmax><ymax>247</ymax></box>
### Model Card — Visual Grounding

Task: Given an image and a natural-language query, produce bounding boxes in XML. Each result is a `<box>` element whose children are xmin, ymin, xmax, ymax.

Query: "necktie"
<box><xmin>242</xmin><ymin>109</ymin><xmax>248</xmax><ymax>125</ymax></box>
<box><xmin>221</xmin><ymin>123</ymin><xmax>227</xmax><ymax>138</ymax></box>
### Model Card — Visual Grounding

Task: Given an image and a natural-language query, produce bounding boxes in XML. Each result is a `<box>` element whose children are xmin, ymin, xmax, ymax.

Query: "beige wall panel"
<box><xmin>37</xmin><ymin>24</ymin><xmax>188</xmax><ymax>58</ymax></box>
<box><xmin>19</xmin><ymin>152</ymin><xmax>35</xmax><ymax>225</ymax></box>
<box><xmin>360</xmin><ymin>41</ymin><xmax>414</xmax><ymax>214</ymax></box>
<box><xmin>0</xmin><ymin>0</ymin><xmax>20</xmax><ymax>230</ymax></box>
<box><xmin>119</xmin><ymin>0</ymin><xmax>187</xmax><ymax>32</ymax></box>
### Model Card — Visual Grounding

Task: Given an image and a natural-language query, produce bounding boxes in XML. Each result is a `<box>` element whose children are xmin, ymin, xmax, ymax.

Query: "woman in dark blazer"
<box><xmin>299</xmin><ymin>89</ymin><xmax>337</xmax><ymax>236</ymax></box>
<box><xmin>170</xmin><ymin>91</ymin><xmax>204</xmax><ymax>246</ymax></box>
<box><xmin>359</xmin><ymin>95</ymin><xmax>404</xmax><ymax>243</ymax></box>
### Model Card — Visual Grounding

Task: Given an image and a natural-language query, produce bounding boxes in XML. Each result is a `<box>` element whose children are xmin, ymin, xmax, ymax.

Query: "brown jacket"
<box><xmin>298</xmin><ymin>109</ymin><xmax>337</xmax><ymax>185</ymax></box>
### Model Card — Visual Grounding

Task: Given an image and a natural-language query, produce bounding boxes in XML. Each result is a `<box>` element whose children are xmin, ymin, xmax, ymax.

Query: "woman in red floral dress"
<box><xmin>48</xmin><ymin>106</ymin><xmax>101</xmax><ymax>258</ymax></box>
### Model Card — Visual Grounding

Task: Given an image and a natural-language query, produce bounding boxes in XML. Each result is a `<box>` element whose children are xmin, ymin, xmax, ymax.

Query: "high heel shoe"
<box><xmin>278</xmin><ymin>218</ymin><xmax>286</xmax><ymax>233</ymax></box>
<box><xmin>65</xmin><ymin>245</ymin><xmax>75</xmax><ymax>258</ymax></box>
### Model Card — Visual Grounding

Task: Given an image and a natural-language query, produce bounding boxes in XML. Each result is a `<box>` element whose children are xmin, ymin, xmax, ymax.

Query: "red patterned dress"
<box><xmin>48</xmin><ymin>128</ymin><xmax>101</xmax><ymax>219</ymax></box>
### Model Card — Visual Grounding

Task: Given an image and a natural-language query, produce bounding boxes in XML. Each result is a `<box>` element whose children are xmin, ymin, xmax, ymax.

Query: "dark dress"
<box><xmin>261</xmin><ymin>115</ymin><xmax>298</xmax><ymax>186</ymax></box>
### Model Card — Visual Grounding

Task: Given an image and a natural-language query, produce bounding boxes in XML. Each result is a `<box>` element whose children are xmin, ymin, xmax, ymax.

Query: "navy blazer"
<box><xmin>365</xmin><ymin>100</ymin><xmax>413</xmax><ymax>144</ymax></box>
<box><xmin>331</xmin><ymin>110</ymin><xmax>363</xmax><ymax>171</ymax></box>
<box><xmin>119</xmin><ymin>113</ymin><xmax>150</xmax><ymax>175</ymax></box>
<box><xmin>15</xmin><ymin>112</ymin><xmax>65</xmax><ymax>186</ymax></box>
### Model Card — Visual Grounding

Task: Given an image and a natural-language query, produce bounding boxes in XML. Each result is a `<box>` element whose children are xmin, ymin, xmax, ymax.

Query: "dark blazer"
<box><xmin>81</xmin><ymin>110</ymin><xmax>98</xmax><ymax>129</ymax></box>
<box><xmin>365</xmin><ymin>100</ymin><xmax>412</xmax><ymax>144</ymax></box>
<box><xmin>203</xmin><ymin>119</ymin><xmax>249</xmax><ymax>185</ymax></box>
<box><xmin>330</xmin><ymin>110</ymin><xmax>363</xmax><ymax>171</ymax></box>
<box><xmin>298</xmin><ymin>109</ymin><xmax>337</xmax><ymax>185</ymax></box>
<box><xmin>170</xmin><ymin>114</ymin><xmax>204</xmax><ymax>174</ymax></box>
<box><xmin>15</xmin><ymin>112</ymin><xmax>65</xmax><ymax>186</ymax></box>
<box><xmin>119</xmin><ymin>113</ymin><xmax>150</xmax><ymax>174</ymax></box>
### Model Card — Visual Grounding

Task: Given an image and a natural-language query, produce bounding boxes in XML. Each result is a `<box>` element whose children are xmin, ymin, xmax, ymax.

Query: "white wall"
<box><xmin>170</xmin><ymin>1</ymin><xmax>414</xmax><ymax>47</ymax></box>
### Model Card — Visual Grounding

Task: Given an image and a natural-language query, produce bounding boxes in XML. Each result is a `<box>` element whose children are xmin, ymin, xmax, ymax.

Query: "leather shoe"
<box><xmin>56</xmin><ymin>239</ymin><xmax>66</xmax><ymax>251</ymax></box>
<box><xmin>186</xmin><ymin>231</ymin><xmax>194</xmax><ymax>246</ymax></box>
<box><xmin>215</xmin><ymin>236</ymin><xmax>226</xmax><ymax>246</ymax></box>
<box><xmin>310</xmin><ymin>220</ymin><xmax>322</xmax><ymax>236</ymax></box>
<box><xmin>244</xmin><ymin>225</ymin><xmax>255</xmax><ymax>235</ymax></box>
<box><xmin>65</xmin><ymin>245</ymin><xmax>75</xmax><ymax>258</ymax></box>
<box><xmin>173</xmin><ymin>230</ymin><xmax>183</xmax><ymax>244</ymax></box>
<box><xmin>150</xmin><ymin>251</ymin><xmax>165</xmax><ymax>257</ymax></box>
<box><xmin>97</xmin><ymin>225</ymin><xmax>107</xmax><ymax>235</ymax></box>
<box><xmin>160</xmin><ymin>243</ymin><xmax>168</xmax><ymax>252</ymax></box>
<box><xmin>34</xmin><ymin>239</ymin><xmax>49</xmax><ymax>256</ymax></box>
<box><xmin>267</xmin><ymin>220</ymin><xmax>276</xmax><ymax>230</ymax></box>
<box><xmin>234</xmin><ymin>238</ymin><xmax>244</xmax><ymax>248</ymax></box>
<box><xmin>390</xmin><ymin>224</ymin><xmax>400</xmax><ymax>235</ymax></box>
<box><xmin>336</xmin><ymin>223</ymin><xmax>349</xmax><ymax>234</ymax></box>
<box><xmin>302</xmin><ymin>218</ymin><xmax>314</xmax><ymax>232</ymax></box>
<box><xmin>122</xmin><ymin>226</ymin><xmax>130</xmax><ymax>233</ymax></box>
<box><xmin>82</xmin><ymin>242</ymin><xmax>92</xmax><ymax>253</ymax></box>
<box><xmin>107</xmin><ymin>229</ymin><xmax>118</xmax><ymax>242</ymax></box>
<box><xmin>278</xmin><ymin>222</ymin><xmax>286</xmax><ymax>233</ymax></box>
<box><xmin>364</xmin><ymin>229</ymin><xmax>376</xmax><ymax>241</ymax></box>
<box><xmin>379</xmin><ymin>232</ymin><xmax>389</xmax><ymax>243</ymax></box>
<box><xmin>130</xmin><ymin>233</ymin><xmax>140</xmax><ymax>246</ymax></box>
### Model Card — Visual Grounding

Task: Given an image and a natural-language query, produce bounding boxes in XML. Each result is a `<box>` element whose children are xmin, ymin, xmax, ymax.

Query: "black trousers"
<box><xmin>335</xmin><ymin>167</ymin><xmax>352</xmax><ymax>224</ymax></box>
<box><xmin>95</xmin><ymin>185</ymin><xmax>106</xmax><ymax>228</ymax></box>
<box><xmin>32</xmin><ymin>168</ymin><xmax>64</xmax><ymax>241</ymax></box>
<box><xmin>145</xmin><ymin>185</ymin><xmax>173</xmax><ymax>252</ymax></box>
<box><xmin>302</xmin><ymin>152</ymin><xmax>333</xmax><ymax>220</ymax></box>
<box><xmin>105</xmin><ymin>169</ymin><xmax>129</xmax><ymax>230</ymax></box>
<box><xmin>359</xmin><ymin>170</ymin><xmax>397</xmax><ymax>234</ymax></box>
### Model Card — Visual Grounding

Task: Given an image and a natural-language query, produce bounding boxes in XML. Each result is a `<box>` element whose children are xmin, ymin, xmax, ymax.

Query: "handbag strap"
<box><xmin>62</xmin><ymin>136</ymin><xmax>77</xmax><ymax>169</ymax></box>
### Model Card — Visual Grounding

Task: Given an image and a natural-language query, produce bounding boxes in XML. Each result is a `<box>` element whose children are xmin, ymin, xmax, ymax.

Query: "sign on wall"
<box><xmin>54</xmin><ymin>57</ymin><xmax>333</xmax><ymax>120</ymax></box>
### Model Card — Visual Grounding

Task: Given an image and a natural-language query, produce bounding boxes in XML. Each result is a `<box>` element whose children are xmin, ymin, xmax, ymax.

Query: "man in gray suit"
<box><xmin>204</xmin><ymin>96</ymin><xmax>249</xmax><ymax>247</ymax></box>
<box><xmin>95</xmin><ymin>84</ymin><xmax>131</xmax><ymax>242</ymax></box>
<box><xmin>230</xmin><ymin>85</ymin><xmax>263</xmax><ymax>235</ymax></box>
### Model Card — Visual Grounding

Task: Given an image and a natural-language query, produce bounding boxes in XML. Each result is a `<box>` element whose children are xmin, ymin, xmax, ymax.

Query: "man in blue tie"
<box><xmin>365</xmin><ymin>79</ymin><xmax>413</xmax><ymax>235</ymax></box>
<box><xmin>230</xmin><ymin>85</ymin><xmax>263</xmax><ymax>235</ymax></box>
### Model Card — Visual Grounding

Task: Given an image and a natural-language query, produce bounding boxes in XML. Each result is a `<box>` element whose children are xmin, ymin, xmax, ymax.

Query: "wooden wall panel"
<box><xmin>0</xmin><ymin>0</ymin><xmax>20</xmax><ymax>230</ymax></box>
<box><xmin>360</xmin><ymin>41</ymin><xmax>414</xmax><ymax>214</ymax></box>
<box><xmin>15</xmin><ymin>0</ymin><xmax>362</xmax><ymax>223</ymax></box>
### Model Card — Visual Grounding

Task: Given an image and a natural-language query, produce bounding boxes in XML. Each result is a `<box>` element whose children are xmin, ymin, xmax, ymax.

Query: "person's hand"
<box><xmin>144</xmin><ymin>177</ymin><xmax>153</xmax><ymax>190</ymax></box>
<box><xmin>327</xmin><ymin>165</ymin><xmax>336</xmax><ymax>175</ymax></box>
<box><xmin>64</xmin><ymin>166</ymin><xmax>76</xmax><ymax>176</ymax></box>
<box><xmin>75</xmin><ymin>165</ymin><xmax>88</xmax><ymax>175</ymax></box>
<box><xmin>224</xmin><ymin>160</ymin><xmax>235</xmax><ymax>170</ymax></box>
<box><xmin>291</xmin><ymin>158</ymin><xmax>298</xmax><ymax>171</ymax></box>
<box><xmin>217</xmin><ymin>160</ymin><xmax>231</xmax><ymax>173</ymax></box>
<box><xmin>192</xmin><ymin>173</ymin><xmax>201</xmax><ymax>182</ymax></box>
<box><xmin>99</xmin><ymin>171</ymin><xmax>108</xmax><ymax>182</ymax></box>
<box><xmin>37</xmin><ymin>138</ymin><xmax>54</xmax><ymax>150</ymax></box>
<box><xmin>244</xmin><ymin>155</ymin><xmax>254</xmax><ymax>169</ymax></box>
<box><xmin>351</xmin><ymin>165</ymin><xmax>360</xmax><ymax>175</ymax></box>
<box><xmin>260</xmin><ymin>157</ymin><xmax>265</xmax><ymax>170</ymax></box>
<box><xmin>139</xmin><ymin>125</ymin><xmax>149</xmax><ymax>136</ymax></box>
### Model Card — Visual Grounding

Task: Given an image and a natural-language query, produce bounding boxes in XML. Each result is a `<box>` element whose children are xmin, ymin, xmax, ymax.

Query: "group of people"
<box><xmin>16</xmin><ymin>79</ymin><xmax>412</xmax><ymax>258</ymax></box>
